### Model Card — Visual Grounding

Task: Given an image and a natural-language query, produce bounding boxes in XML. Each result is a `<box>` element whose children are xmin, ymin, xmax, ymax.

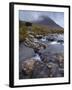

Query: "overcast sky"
<box><xmin>19</xmin><ymin>10</ymin><xmax>64</xmax><ymax>28</ymax></box>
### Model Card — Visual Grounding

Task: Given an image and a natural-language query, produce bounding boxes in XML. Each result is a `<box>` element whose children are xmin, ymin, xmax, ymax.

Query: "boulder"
<box><xmin>20</xmin><ymin>58</ymin><xmax>50</xmax><ymax>79</ymax></box>
<box><xmin>47</xmin><ymin>62</ymin><xmax>60</xmax><ymax>77</ymax></box>
<box><xmin>40</xmin><ymin>52</ymin><xmax>64</xmax><ymax>65</ymax></box>
<box><xmin>24</xmin><ymin>37</ymin><xmax>47</xmax><ymax>51</ymax></box>
<box><xmin>59</xmin><ymin>68</ymin><xmax>64</xmax><ymax>77</ymax></box>
<box><xmin>21</xmin><ymin>59</ymin><xmax>35</xmax><ymax>75</ymax></box>
<box><xmin>46</xmin><ymin>34</ymin><xmax>58</xmax><ymax>41</ymax></box>
<box><xmin>19</xmin><ymin>52</ymin><xmax>64</xmax><ymax>79</ymax></box>
<box><xmin>57</xmin><ymin>40</ymin><xmax>64</xmax><ymax>44</ymax></box>
<box><xmin>35</xmin><ymin>35</ymin><xmax>43</xmax><ymax>39</ymax></box>
<box><xmin>39</xmin><ymin>52</ymin><xmax>64</xmax><ymax>77</ymax></box>
<box><xmin>32</xmin><ymin>61</ymin><xmax>49</xmax><ymax>78</ymax></box>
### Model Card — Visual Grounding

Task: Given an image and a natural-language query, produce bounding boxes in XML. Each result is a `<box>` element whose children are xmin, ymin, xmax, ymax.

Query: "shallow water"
<box><xmin>19</xmin><ymin>34</ymin><xmax>64</xmax><ymax>79</ymax></box>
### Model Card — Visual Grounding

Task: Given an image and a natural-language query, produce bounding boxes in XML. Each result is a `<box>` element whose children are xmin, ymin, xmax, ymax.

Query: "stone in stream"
<box><xmin>19</xmin><ymin>54</ymin><xmax>64</xmax><ymax>79</ymax></box>
<box><xmin>47</xmin><ymin>62</ymin><xmax>60</xmax><ymax>77</ymax></box>
<box><xmin>39</xmin><ymin>52</ymin><xmax>57</xmax><ymax>63</ymax></box>
<box><xmin>38</xmin><ymin>52</ymin><xmax>64</xmax><ymax>77</ymax></box>
<box><xmin>40</xmin><ymin>52</ymin><xmax>64</xmax><ymax>64</ymax></box>
<box><xmin>32</xmin><ymin>61</ymin><xmax>49</xmax><ymax>78</ymax></box>
<box><xmin>46</xmin><ymin>34</ymin><xmax>58</xmax><ymax>41</ymax></box>
<box><xmin>57</xmin><ymin>40</ymin><xmax>64</xmax><ymax>44</ymax></box>
<box><xmin>19</xmin><ymin>58</ymin><xmax>50</xmax><ymax>79</ymax></box>
<box><xmin>24</xmin><ymin>36</ymin><xmax>47</xmax><ymax>51</ymax></box>
<box><xmin>35</xmin><ymin>35</ymin><xmax>43</xmax><ymax>39</ymax></box>
<box><xmin>21</xmin><ymin>59</ymin><xmax>35</xmax><ymax>76</ymax></box>
<box><xmin>59</xmin><ymin>68</ymin><xmax>64</xmax><ymax>77</ymax></box>
<box><xmin>54</xmin><ymin>53</ymin><xmax>64</xmax><ymax>68</ymax></box>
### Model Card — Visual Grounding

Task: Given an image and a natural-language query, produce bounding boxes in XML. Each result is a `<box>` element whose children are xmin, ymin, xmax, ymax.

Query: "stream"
<box><xmin>19</xmin><ymin>34</ymin><xmax>64</xmax><ymax>61</ymax></box>
<box><xmin>19</xmin><ymin>34</ymin><xmax>64</xmax><ymax>79</ymax></box>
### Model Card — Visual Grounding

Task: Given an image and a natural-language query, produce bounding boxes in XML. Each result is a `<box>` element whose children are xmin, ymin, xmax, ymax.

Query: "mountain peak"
<box><xmin>32</xmin><ymin>15</ymin><xmax>63</xmax><ymax>30</ymax></box>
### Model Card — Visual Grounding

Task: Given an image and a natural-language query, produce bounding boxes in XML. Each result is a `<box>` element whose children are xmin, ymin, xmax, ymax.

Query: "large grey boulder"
<box><xmin>19</xmin><ymin>58</ymin><xmax>49</xmax><ymax>79</ymax></box>
<box><xmin>32</xmin><ymin>61</ymin><xmax>49</xmax><ymax>78</ymax></box>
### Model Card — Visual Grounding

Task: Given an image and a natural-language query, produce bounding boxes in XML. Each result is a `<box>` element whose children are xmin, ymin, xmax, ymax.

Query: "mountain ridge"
<box><xmin>31</xmin><ymin>16</ymin><xmax>63</xmax><ymax>30</ymax></box>
<box><xmin>19</xmin><ymin>15</ymin><xmax>64</xmax><ymax>31</ymax></box>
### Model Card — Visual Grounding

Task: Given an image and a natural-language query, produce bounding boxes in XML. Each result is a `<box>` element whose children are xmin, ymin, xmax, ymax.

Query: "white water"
<box><xmin>40</xmin><ymin>37</ymin><xmax>47</xmax><ymax>42</ymax></box>
<box><xmin>50</xmin><ymin>41</ymin><xmax>60</xmax><ymax>45</ymax></box>
<box><xmin>41</xmin><ymin>38</ymin><xmax>46</xmax><ymax>41</ymax></box>
<box><xmin>32</xmin><ymin>54</ymin><xmax>41</xmax><ymax>61</ymax></box>
<box><xmin>57</xmin><ymin>34</ymin><xmax>64</xmax><ymax>40</ymax></box>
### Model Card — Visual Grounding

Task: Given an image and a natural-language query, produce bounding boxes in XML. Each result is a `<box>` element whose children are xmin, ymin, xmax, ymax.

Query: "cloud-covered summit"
<box><xmin>19</xmin><ymin>10</ymin><xmax>64</xmax><ymax>28</ymax></box>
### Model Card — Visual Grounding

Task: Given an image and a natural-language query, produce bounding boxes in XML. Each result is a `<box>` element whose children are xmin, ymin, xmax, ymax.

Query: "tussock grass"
<box><xmin>19</xmin><ymin>21</ymin><xmax>64</xmax><ymax>42</ymax></box>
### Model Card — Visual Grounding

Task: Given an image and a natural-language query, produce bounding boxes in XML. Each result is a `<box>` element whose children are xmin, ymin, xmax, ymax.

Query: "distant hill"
<box><xmin>19</xmin><ymin>15</ymin><xmax>63</xmax><ymax>31</ymax></box>
<box><xmin>32</xmin><ymin>16</ymin><xmax>63</xmax><ymax>30</ymax></box>
<box><xmin>19</xmin><ymin>16</ymin><xmax>64</xmax><ymax>42</ymax></box>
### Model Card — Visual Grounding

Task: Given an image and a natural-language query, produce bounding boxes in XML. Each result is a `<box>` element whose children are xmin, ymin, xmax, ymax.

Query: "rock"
<box><xmin>24</xmin><ymin>37</ymin><xmax>47</xmax><ymax>51</ymax></box>
<box><xmin>32</xmin><ymin>61</ymin><xmax>49</xmax><ymax>78</ymax></box>
<box><xmin>19</xmin><ymin>53</ymin><xmax>64</xmax><ymax>79</ymax></box>
<box><xmin>35</xmin><ymin>35</ymin><xmax>43</xmax><ymax>39</ymax></box>
<box><xmin>39</xmin><ymin>52</ymin><xmax>64</xmax><ymax>77</ymax></box>
<box><xmin>46</xmin><ymin>34</ymin><xmax>58</xmax><ymax>41</ymax></box>
<box><xmin>21</xmin><ymin>59</ymin><xmax>35</xmax><ymax>76</ymax></box>
<box><xmin>40</xmin><ymin>52</ymin><xmax>64</xmax><ymax>65</ymax></box>
<box><xmin>47</xmin><ymin>62</ymin><xmax>60</xmax><ymax>77</ymax></box>
<box><xmin>57</xmin><ymin>40</ymin><xmax>64</xmax><ymax>44</ymax></box>
<box><xmin>20</xmin><ymin>58</ymin><xmax>50</xmax><ymax>79</ymax></box>
<box><xmin>59</xmin><ymin>68</ymin><xmax>64</xmax><ymax>77</ymax></box>
<box><xmin>55</xmin><ymin>54</ymin><xmax>64</xmax><ymax>68</ymax></box>
<box><xmin>48</xmin><ymin>38</ymin><xmax>55</xmax><ymax>41</ymax></box>
<box><xmin>40</xmin><ymin>37</ymin><xmax>46</xmax><ymax>42</ymax></box>
<box><xmin>39</xmin><ymin>52</ymin><xmax>57</xmax><ymax>63</ymax></box>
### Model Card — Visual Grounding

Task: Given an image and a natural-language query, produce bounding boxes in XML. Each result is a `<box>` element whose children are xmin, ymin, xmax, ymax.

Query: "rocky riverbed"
<box><xmin>19</xmin><ymin>34</ymin><xmax>64</xmax><ymax>79</ymax></box>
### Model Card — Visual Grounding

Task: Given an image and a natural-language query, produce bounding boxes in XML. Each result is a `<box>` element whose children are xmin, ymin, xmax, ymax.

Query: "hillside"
<box><xmin>19</xmin><ymin>16</ymin><xmax>64</xmax><ymax>42</ymax></box>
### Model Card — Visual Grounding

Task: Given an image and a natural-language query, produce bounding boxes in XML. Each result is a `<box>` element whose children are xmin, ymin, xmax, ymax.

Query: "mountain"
<box><xmin>32</xmin><ymin>16</ymin><xmax>63</xmax><ymax>30</ymax></box>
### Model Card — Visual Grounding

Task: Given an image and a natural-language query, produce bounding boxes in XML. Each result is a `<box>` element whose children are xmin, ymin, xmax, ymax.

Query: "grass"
<box><xmin>19</xmin><ymin>26</ymin><xmax>29</xmax><ymax>42</ymax></box>
<box><xmin>19</xmin><ymin>21</ymin><xmax>64</xmax><ymax>42</ymax></box>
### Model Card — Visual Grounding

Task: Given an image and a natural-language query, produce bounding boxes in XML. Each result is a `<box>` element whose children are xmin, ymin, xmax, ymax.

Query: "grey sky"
<box><xmin>19</xmin><ymin>10</ymin><xmax>64</xmax><ymax>28</ymax></box>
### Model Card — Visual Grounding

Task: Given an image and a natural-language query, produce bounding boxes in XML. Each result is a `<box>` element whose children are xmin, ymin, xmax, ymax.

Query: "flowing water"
<box><xmin>19</xmin><ymin>34</ymin><xmax>64</xmax><ymax>61</ymax></box>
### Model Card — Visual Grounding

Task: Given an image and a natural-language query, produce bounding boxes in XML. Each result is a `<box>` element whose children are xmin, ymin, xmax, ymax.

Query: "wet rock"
<box><xmin>35</xmin><ymin>35</ymin><xmax>43</xmax><ymax>39</ymax></box>
<box><xmin>39</xmin><ymin>52</ymin><xmax>57</xmax><ymax>63</ymax></box>
<box><xmin>59</xmin><ymin>68</ymin><xmax>64</xmax><ymax>77</ymax></box>
<box><xmin>47</xmin><ymin>62</ymin><xmax>60</xmax><ymax>77</ymax></box>
<box><xmin>57</xmin><ymin>40</ymin><xmax>64</xmax><ymax>44</ymax></box>
<box><xmin>40</xmin><ymin>52</ymin><xmax>64</xmax><ymax>65</ymax></box>
<box><xmin>39</xmin><ymin>52</ymin><xmax>64</xmax><ymax>77</ymax></box>
<box><xmin>19</xmin><ymin>71</ymin><xmax>31</xmax><ymax>79</ymax></box>
<box><xmin>24</xmin><ymin>37</ymin><xmax>47</xmax><ymax>51</ymax></box>
<box><xmin>19</xmin><ymin>52</ymin><xmax>64</xmax><ymax>79</ymax></box>
<box><xmin>21</xmin><ymin>59</ymin><xmax>35</xmax><ymax>76</ymax></box>
<box><xmin>55</xmin><ymin>54</ymin><xmax>64</xmax><ymax>68</ymax></box>
<box><xmin>20</xmin><ymin>58</ymin><xmax>49</xmax><ymax>79</ymax></box>
<box><xmin>46</xmin><ymin>34</ymin><xmax>58</xmax><ymax>41</ymax></box>
<box><xmin>32</xmin><ymin>61</ymin><xmax>49</xmax><ymax>78</ymax></box>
